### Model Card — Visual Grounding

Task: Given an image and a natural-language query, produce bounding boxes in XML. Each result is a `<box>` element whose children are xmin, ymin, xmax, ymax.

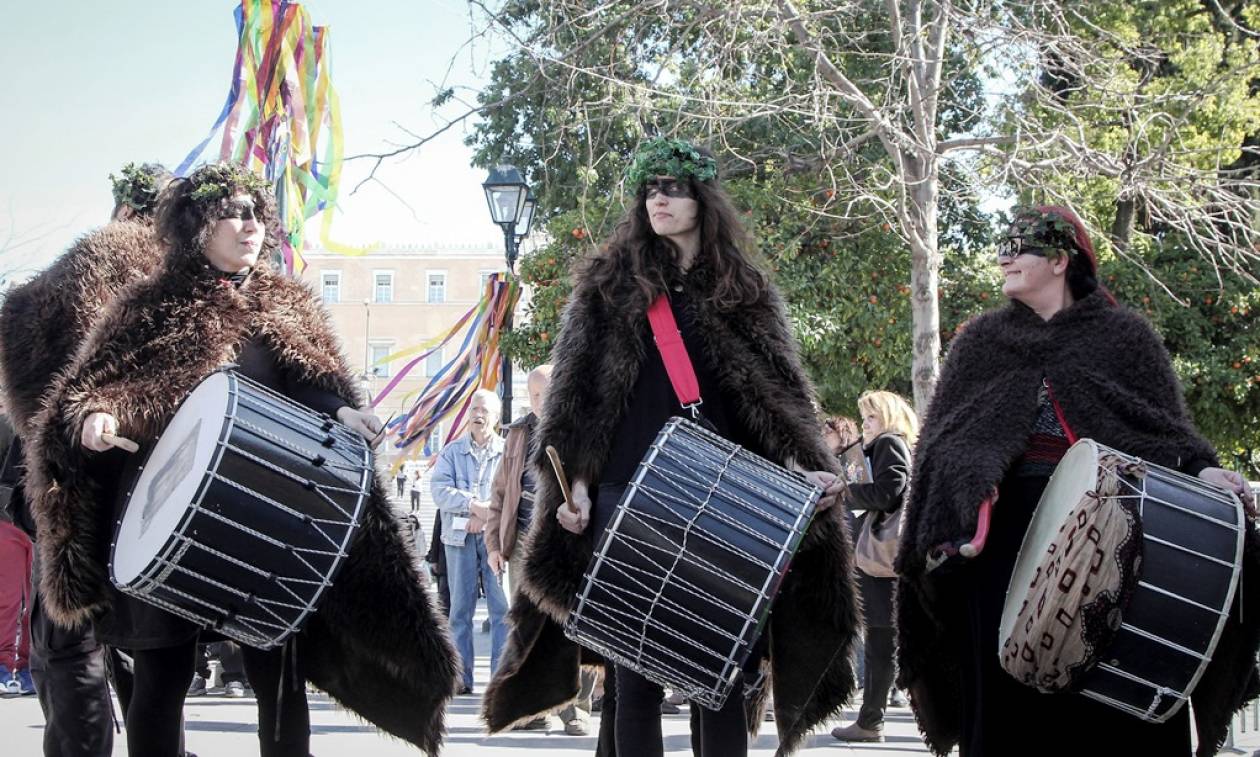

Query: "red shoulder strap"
<box><xmin>1044</xmin><ymin>378</ymin><xmax>1079</xmax><ymax>445</ymax></box>
<box><xmin>646</xmin><ymin>294</ymin><xmax>702</xmax><ymax>411</ymax></box>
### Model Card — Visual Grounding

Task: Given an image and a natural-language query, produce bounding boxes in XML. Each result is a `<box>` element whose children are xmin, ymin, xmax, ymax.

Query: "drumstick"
<box><xmin>102</xmin><ymin>433</ymin><xmax>140</xmax><ymax>453</ymax></box>
<box><xmin>545</xmin><ymin>445</ymin><xmax>579</xmax><ymax>515</ymax></box>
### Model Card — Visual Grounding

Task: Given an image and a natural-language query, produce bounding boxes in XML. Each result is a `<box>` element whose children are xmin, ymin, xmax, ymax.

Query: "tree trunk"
<box><xmin>906</xmin><ymin>157</ymin><xmax>942</xmax><ymax>415</ymax></box>
<box><xmin>1111</xmin><ymin>197</ymin><xmax>1136</xmax><ymax>251</ymax></box>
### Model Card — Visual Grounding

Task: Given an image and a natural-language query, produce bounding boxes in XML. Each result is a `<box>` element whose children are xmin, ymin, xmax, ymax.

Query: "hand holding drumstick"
<box><xmin>81</xmin><ymin>412</ymin><xmax>140</xmax><ymax>453</ymax></box>
<box><xmin>549</xmin><ymin>446</ymin><xmax>591</xmax><ymax>534</ymax></box>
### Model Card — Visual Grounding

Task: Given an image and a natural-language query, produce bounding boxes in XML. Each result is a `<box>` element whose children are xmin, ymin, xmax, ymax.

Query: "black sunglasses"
<box><xmin>644</xmin><ymin>179</ymin><xmax>693</xmax><ymax>200</ymax></box>
<box><xmin>220</xmin><ymin>199</ymin><xmax>259</xmax><ymax>222</ymax></box>
<box><xmin>995</xmin><ymin>236</ymin><xmax>1061</xmax><ymax>262</ymax></box>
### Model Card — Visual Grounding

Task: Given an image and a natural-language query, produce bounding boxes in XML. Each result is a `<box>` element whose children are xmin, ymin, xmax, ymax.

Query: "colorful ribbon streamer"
<box><xmin>177</xmin><ymin>0</ymin><xmax>376</xmax><ymax>275</ymax></box>
<box><xmin>372</xmin><ymin>273</ymin><xmax>522</xmax><ymax>468</ymax></box>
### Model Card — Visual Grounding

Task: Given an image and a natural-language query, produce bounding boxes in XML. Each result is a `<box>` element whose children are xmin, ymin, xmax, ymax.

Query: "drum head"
<box><xmin>112</xmin><ymin>372</ymin><xmax>231</xmax><ymax>586</ymax></box>
<box><xmin>998</xmin><ymin>439</ymin><xmax>1101</xmax><ymax>649</ymax></box>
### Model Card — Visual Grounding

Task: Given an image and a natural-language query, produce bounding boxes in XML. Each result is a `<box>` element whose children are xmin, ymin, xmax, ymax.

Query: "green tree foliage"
<box><xmin>472</xmin><ymin>0</ymin><xmax>997</xmax><ymax>417</ymax></box>
<box><xmin>1002</xmin><ymin>1</ymin><xmax>1260</xmax><ymax>473</ymax></box>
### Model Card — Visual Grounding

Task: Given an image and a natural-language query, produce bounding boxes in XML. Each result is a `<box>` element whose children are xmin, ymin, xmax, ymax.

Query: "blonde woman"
<box><xmin>833</xmin><ymin>390</ymin><xmax>918</xmax><ymax>743</ymax></box>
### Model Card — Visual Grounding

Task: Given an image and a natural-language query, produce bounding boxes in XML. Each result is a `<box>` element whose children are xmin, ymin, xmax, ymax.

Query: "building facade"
<box><xmin>298</xmin><ymin>242</ymin><xmax>533</xmax><ymax>465</ymax></box>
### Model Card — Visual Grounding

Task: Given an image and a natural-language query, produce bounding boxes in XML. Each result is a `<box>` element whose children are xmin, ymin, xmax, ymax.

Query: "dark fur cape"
<box><xmin>0</xmin><ymin>221</ymin><xmax>162</xmax><ymax>436</ymax></box>
<box><xmin>895</xmin><ymin>291</ymin><xmax>1260</xmax><ymax>756</ymax></box>
<box><xmin>482</xmin><ymin>248</ymin><xmax>860</xmax><ymax>754</ymax></box>
<box><xmin>22</xmin><ymin>249</ymin><xmax>458</xmax><ymax>754</ymax></box>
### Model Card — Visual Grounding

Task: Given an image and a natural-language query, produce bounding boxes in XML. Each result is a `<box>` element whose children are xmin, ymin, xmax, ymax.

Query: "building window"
<box><xmin>321</xmin><ymin>270</ymin><xmax>341</xmax><ymax>304</ymax></box>
<box><xmin>369</xmin><ymin>343</ymin><xmax>393</xmax><ymax>377</ymax></box>
<box><xmin>427</xmin><ymin>271</ymin><xmax>447</xmax><ymax>304</ymax></box>
<box><xmin>425</xmin><ymin>347</ymin><xmax>445</xmax><ymax>377</ymax></box>
<box><xmin>373</xmin><ymin>271</ymin><xmax>394</xmax><ymax>304</ymax></box>
<box><xmin>479</xmin><ymin>270</ymin><xmax>496</xmax><ymax>295</ymax></box>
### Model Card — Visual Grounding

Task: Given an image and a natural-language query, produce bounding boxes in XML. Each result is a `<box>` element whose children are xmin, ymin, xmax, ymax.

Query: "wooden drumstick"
<box><xmin>545</xmin><ymin>445</ymin><xmax>579</xmax><ymax>515</ymax></box>
<box><xmin>102</xmin><ymin>433</ymin><xmax>140</xmax><ymax>453</ymax></box>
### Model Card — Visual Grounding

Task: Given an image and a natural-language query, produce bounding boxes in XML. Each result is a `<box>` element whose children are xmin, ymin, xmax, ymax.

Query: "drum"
<box><xmin>1000</xmin><ymin>439</ymin><xmax>1244</xmax><ymax>722</ymax></box>
<box><xmin>110</xmin><ymin>370</ymin><xmax>371</xmax><ymax>649</ymax></box>
<box><xmin>565</xmin><ymin>417</ymin><xmax>819</xmax><ymax>710</ymax></box>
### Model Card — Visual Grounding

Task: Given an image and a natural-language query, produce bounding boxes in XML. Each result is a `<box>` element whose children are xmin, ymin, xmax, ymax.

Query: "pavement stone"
<box><xmin>4</xmin><ymin>592</ymin><xmax>1260</xmax><ymax>755</ymax></box>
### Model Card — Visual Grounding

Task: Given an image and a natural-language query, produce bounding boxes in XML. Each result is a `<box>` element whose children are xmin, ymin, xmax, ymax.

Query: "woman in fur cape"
<box><xmin>0</xmin><ymin>163</ymin><xmax>171</xmax><ymax>438</ymax></box>
<box><xmin>23</xmin><ymin>163</ymin><xmax>457</xmax><ymax>756</ymax></box>
<box><xmin>895</xmin><ymin>206</ymin><xmax>1259</xmax><ymax>757</ymax></box>
<box><xmin>482</xmin><ymin>138</ymin><xmax>859</xmax><ymax>756</ymax></box>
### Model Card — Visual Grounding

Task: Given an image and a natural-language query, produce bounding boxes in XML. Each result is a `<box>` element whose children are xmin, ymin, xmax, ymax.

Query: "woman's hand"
<box><xmin>804</xmin><ymin>470</ymin><xmax>846</xmax><ymax>512</ymax></box>
<box><xmin>557</xmin><ymin>478</ymin><xmax>592</xmax><ymax>534</ymax></box>
<box><xmin>1199</xmin><ymin>466</ymin><xmax>1257</xmax><ymax>516</ymax></box>
<box><xmin>80</xmin><ymin>412</ymin><xmax>121</xmax><ymax>452</ymax></box>
<box><xmin>336</xmin><ymin>406</ymin><xmax>385</xmax><ymax>447</ymax></box>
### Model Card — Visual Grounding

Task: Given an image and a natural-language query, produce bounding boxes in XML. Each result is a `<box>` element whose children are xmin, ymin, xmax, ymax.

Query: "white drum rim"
<box><xmin>998</xmin><ymin>437</ymin><xmax>1245</xmax><ymax>722</ymax></box>
<box><xmin>110</xmin><ymin>371</ymin><xmax>235</xmax><ymax>587</ymax></box>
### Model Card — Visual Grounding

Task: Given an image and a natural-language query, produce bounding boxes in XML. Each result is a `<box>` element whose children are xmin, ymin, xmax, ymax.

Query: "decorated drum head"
<box><xmin>112</xmin><ymin>372</ymin><xmax>231</xmax><ymax>586</ymax></box>
<box><xmin>999</xmin><ymin>438</ymin><xmax>1104</xmax><ymax>652</ymax></box>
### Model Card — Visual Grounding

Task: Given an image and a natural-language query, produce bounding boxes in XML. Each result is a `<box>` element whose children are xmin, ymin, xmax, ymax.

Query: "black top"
<box><xmin>600</xmin><ymin>287</ymin><xmax>748</xmax><ymax>488</ymax></box>
<box><xmin>846</xmin><ymin>433</ymin><xmax>911</xmax><ymax>514</ymax></box>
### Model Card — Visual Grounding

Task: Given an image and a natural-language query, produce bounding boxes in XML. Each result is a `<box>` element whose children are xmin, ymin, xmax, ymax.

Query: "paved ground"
<box><xmin>0</xmin><ymin>597</ymin><xmax>936</xmax><ymax>755</ymax></box>
<box><xmin>3</xmin><ymin>612</ymin><xmax>1260</xmax><ymax>756</ymax></box>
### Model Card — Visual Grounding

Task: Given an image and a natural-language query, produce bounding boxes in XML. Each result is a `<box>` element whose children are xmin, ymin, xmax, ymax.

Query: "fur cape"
<box><xmin>0</xmin><ymin>221</ymin><xmax>162</xmax><ymax>436</ymax></box>
<box><xmin>895</xmin><ymin>291</ymin><xmax>1260</xmax><ymax>756</ymax></box>
<box><xmin>482</xmin><ymin>247</ymin><xmax>860</xmax><ymax>754</ymax></box>
<box><xmin>23</xmin><ymin>248</ymin><xmax>458</xmax><ymax>754</ymax></box>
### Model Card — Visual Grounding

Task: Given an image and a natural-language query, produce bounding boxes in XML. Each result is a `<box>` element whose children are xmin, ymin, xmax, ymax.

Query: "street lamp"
<box><xmin>514</xmin><ymin>191</ymin><xmax>537</xmax><ymax>245</ymax></box>
<box><xmin>482</xmin><ymin>165</ymin><xmax>532</xmax><ymax>424</ymax></box>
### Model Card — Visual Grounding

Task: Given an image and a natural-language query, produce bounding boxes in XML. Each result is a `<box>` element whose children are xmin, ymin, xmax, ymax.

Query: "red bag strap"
<box><xmin>1044</xmin><ymin>378</ymin><xmax>1079</xmax><ymax>445</ymax></box>
<box><xmin>646</xmin><ymin>294</ymin><xmax>703</xmax><ymax>415</ymax></box>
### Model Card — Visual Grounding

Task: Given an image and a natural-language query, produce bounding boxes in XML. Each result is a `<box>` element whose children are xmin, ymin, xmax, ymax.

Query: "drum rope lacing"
<box><xmin>569</xmin><ymin>421</ymin><xmax>816</xmax><ymax>708</ymax></box>
<box><xmin>219</xmin><ymin>435</ymin><xmax>367</xmax><ymax>515</ymax></box>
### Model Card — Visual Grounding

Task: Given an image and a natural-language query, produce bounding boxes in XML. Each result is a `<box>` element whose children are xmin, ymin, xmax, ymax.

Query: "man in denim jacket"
<box><xmin>431</xmin><ymin>388</ymin><xmax>508</xmax><ymax>695</ymax></box>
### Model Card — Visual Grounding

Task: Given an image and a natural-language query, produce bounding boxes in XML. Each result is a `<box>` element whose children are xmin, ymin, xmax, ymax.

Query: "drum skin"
<box><xmin>111</xmin><ymin>371</ymin><xmax>370</xmax><ymax>649</ymax></box>
<box><xmin>566</xmin><ymin>417</ymin><xmax>818</xmax><ymax>710</ymax></box>
<box><xmin>1001</xmin><ymin>439</ymin><xmax>1244</xmax><ymax>722</ymax></box>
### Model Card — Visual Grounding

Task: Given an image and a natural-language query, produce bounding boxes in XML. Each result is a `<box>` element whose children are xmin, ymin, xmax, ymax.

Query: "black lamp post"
<box><xmin>482</xmin><ymin>166</ymin><xmax>533</xmax><ymax>424</ymax></box>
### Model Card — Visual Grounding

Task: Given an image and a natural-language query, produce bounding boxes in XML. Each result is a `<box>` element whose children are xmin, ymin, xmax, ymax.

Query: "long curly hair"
<box><xmin>154</xmin><ymin>162</ymin><xmax>280</xmax><ymax>265</ymax></box>
<box><xmin>577</xmin><ymin>146</ymin><xmax>768</xmax><ymax>311</ymax></box>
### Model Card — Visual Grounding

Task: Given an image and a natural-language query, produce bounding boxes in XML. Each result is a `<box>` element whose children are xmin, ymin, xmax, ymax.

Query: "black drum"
<box><xmin>1000</xmin><ymin>439</ymin><xmax>1245</xmax><ymax>722</ymax></box>
<box><xmin>110</xmin><ymin>370</ymin><xmax>371</xmax><ymax>649</ymax></box>
<box><xmin>565</xmin><ymin>417</ymin><xmax>819</xmax><ymax>710</ymax></box>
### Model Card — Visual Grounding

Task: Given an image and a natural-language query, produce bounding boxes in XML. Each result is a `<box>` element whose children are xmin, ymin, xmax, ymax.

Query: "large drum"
<box><xmin>565</xmin><ymin>417</ymin><xmax>819</xmax><ymax>710</ymax></box>
<box><xmin>110</xmin><ymin>371</ymin><xmax>371</xmax><ymax>649</ymax></box>
<box><xmin>1000</xmin><ymin>439</ymin><xmax>1244</xmax><ymax>722</ymax></box>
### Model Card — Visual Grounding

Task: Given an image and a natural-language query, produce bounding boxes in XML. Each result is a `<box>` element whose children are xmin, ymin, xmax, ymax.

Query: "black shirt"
<box><xmin>599</xmin><ymin>287</ymin><xmax>746</xmax><ymax>488</ymax></box>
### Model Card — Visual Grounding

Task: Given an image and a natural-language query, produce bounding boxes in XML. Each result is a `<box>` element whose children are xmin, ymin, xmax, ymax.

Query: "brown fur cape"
<box><xmin>22</xmin><ymin>247</ymin><xmax>458</xmax><ymax>754</ymax></box>
<box><xmin>0</xmin><ymin>221</ymin><xmax>162</xmax><ymax>436</ymax></box>
<box><xmin>482</xmin><ymin>247</ymin><xmax>860</xmax><ymax>754</ymax></box>
<box><xmin>895</xmin><ymin>291</ymin><xmax>1260</xmax><ymax>756</ymax></box>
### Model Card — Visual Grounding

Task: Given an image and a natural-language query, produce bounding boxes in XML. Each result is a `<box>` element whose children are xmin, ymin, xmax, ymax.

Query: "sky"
<box><xmin>0</xmin><ymin>1</ymin><xmax>509</xmax><ymax>278</ymax></box>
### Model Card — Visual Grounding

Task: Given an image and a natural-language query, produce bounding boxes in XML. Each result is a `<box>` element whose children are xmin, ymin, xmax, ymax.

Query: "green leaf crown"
<box><xmin>187</xmin><ymin>163</ymin><xmax>271</xmax><ymax>204</ymax></box>
<box><xmin>109</xmin><ymin>163</ymin><xmax>166</xmax><ymax>213</ymax></box>
<box><xmin>626</xmin><ymin>137</ymin><xmax>718</xmax><ymax>189</ymax></box>
<box><xmin>1006</xmin><ymin>206</ymin><xmax>1079</xmax><ymax>260</ymax></box>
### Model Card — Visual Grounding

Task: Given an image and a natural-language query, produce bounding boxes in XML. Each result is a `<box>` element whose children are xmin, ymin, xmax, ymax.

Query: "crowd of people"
<box><xmin>0</xmin><ymin>135</ymin><xmax>1254</xmax><ymax>757</ymax></box>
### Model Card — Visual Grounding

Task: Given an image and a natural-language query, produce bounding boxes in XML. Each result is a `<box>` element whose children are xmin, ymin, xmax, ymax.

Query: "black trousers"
<box><xmin>30</xmin><ymin>589</ymin><xmax>115</xmax><ymax>757</ymax></box>
<box><xmin>125</xmin><ymin>638</ymin><xmax>310</xmax><ymax>757</ymax></box>
<box><xmin>124</xmin><ymin>644</ymin><xmax>198</xmax><ymax>757</ymax></box>
<box><xmin>856</xmin><ymin>626</ymin><xmax>896</xmax><ymax>729</ymax></box>
<box><xmin>240</xmin><ymin>642</ymin><xmax>310</xmax><ymax>757</ymax></box>
<box><xmin>612</xmin><ymin>664</ymin><xmax>747</xmax><ymax>757</ymax></box>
